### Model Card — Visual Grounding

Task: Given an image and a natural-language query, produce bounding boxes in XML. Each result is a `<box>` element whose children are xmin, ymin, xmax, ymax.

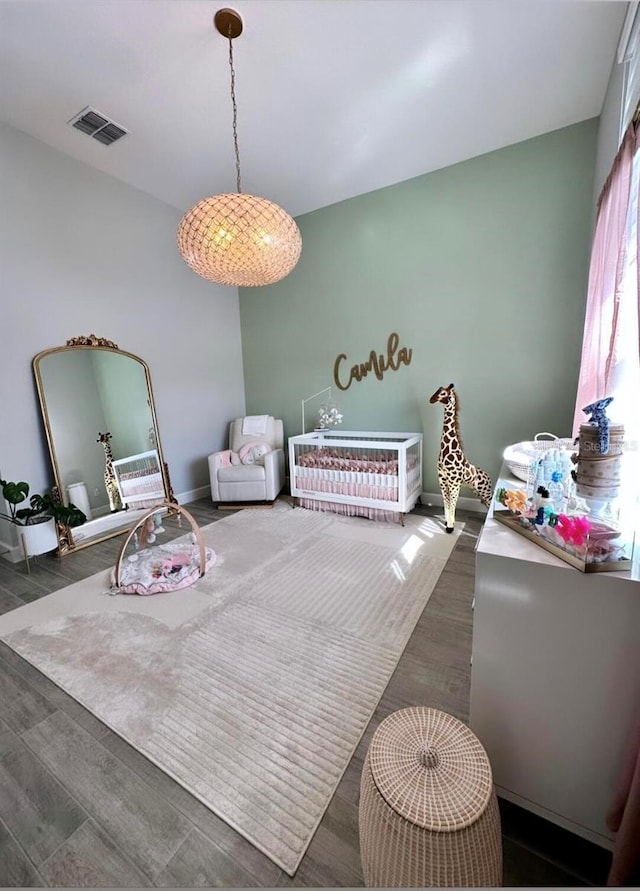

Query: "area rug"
<box><xmin>0</xmin><ymin>502</ymin><xmax>463</xmax><ymax>875</ymax></box>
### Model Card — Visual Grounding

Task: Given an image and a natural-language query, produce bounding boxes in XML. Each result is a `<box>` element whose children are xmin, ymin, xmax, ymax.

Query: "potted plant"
<box><xmin>0</xmin><ymin>479</ymin><xmax>87</xmax><ymax>557</ymax></box>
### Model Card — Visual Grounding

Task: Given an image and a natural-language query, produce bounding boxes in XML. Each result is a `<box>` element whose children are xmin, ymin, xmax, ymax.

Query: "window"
<box><xmin>609</xmin><ymin>145</ymin><xmax>640</xmax><ymax>449</ymax></box>
<box><xmin>612</xmin><ymin>144</ymin><xmax>640</xmax><ymax>523</ymax></box>
<box><xmin>619</xmin><ymin>2</ymin><xmax>640</xmax><ymax>139</ymax></box>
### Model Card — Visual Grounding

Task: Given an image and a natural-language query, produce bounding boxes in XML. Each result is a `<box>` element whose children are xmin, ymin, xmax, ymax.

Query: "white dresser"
<box><xmin>470</xmin><ymin>463</ymin><xmax>640</xmax><ymax>849</ymax></box>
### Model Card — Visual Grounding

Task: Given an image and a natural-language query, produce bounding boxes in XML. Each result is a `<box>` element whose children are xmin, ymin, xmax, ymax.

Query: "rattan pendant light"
<box><xmin>177</xmin><ymin>8</ymin><xmax>302</xmax><ymax>287</ymax></box>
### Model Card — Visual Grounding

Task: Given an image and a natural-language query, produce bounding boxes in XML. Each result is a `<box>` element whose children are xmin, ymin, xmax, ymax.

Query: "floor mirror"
<box><xmin>33</xmin><ymin>334</ymin><xmax>176</xmax><ymax>555</ymax></box>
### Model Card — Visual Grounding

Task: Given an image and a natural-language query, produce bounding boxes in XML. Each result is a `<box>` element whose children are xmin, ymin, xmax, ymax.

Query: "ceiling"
<box><xmin>0</xmin><ymin>0</ymin><xmax>628</xmax><ymax>218</ymax></box>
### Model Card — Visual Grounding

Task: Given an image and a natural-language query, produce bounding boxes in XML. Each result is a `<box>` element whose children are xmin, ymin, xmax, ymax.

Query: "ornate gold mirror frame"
<box><xmin>33</xmin><ymin>334</ymin><xmax>176</xmax><ymax>555</ymax></box>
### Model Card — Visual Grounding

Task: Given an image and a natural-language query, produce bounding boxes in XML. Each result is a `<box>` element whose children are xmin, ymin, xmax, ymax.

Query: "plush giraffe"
<box><xmin>429</xmin><ymin>383</ymin><xmax>493</xmax><ymax>533</ymax></box>
<box><xmin>97</xmin><ymin>432</ymin><xmax>123</xmax><ymax>512</ymax></box>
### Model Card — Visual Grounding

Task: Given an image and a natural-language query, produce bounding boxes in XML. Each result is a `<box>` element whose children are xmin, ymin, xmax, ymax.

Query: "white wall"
<box><xmin>0</xmin><ymin>123</ymin><xmax>246</xmax><ymax>550</ymax></box>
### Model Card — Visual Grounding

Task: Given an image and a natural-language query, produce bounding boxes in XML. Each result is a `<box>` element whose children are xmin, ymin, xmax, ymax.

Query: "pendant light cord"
<box><xmin>227</xmin><ymin>32</ymin><xmax>242</xmax><ymax>194</ymax></box>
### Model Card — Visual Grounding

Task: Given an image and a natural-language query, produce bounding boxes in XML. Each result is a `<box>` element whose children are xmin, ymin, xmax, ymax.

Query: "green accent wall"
<box><xmin>240</xmin><ymin>119</ymin><xmax>598</xmax><ymax>496</ymax></box>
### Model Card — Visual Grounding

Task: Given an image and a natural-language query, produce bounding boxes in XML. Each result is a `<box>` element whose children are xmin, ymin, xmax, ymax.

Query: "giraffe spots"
<box><xmin>433</xmin><ymin>383</ymin><xmax>493</xmax><ymax>525</ymax></box>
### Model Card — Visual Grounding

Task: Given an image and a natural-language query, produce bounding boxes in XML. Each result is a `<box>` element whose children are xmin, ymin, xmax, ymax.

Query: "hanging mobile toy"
<box><xmin>128</xmin><ymin>531</ymin><xmax>140</xmax><ymax>562</ymax></box>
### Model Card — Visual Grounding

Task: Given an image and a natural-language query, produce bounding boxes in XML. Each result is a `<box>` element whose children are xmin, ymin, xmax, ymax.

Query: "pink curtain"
<box><xmin>573</xmin><ymin>126</ymin><xmax>640</xmax><ymax>885</ymax></box>
<box><xmin>572</xmin><ymin>126</ymin><xmax>635</xmax><ymax>436</ymax></box>
<box><xmin>577</xmin><ymin>125</ymin><xmax>640</xmax><ymax>887</ymax></box>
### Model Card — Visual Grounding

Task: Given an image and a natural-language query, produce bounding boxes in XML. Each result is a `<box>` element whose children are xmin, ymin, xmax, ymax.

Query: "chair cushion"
<box><xmin>218</xmin><ymin>465</ymin><xmax>266</xmax><ymax>482</ymax></box>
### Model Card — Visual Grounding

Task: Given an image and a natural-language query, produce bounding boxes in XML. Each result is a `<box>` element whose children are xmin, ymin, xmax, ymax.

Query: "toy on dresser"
<box><xmin>530</xmin><ymin>448</ymin><xmax>575</xmax><ymax>513</ymax></box>
<box><xmin>494</xmin><ymin>398</ymin><xmax>633</xmax><ymax>571</ymax></box>
<box><xmin>573</xmin><ymin>398</ymin><xmax>624</xmax><ymax>509</ymax></box>
<box><xmin>581</xmin><ymin>397</ymin><xmax>614</xmax><ymax>453</ymax></box>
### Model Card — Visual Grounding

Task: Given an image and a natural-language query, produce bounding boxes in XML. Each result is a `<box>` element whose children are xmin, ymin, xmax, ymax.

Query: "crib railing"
<box><xmin>288</xmin><ymin>431</ymin><xmax>422</xmax><ymax>517</ymax></box>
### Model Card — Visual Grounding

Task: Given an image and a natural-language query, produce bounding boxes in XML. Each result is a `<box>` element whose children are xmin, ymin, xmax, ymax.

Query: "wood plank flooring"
<box><xmin>0</xmin><ymin>499</ymin><xmax>612</xmax><ymax>887</ymax></box>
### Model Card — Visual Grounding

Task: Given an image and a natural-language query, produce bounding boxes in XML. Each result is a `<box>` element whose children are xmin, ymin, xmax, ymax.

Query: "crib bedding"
<box><xmin>296</xmin><ymin>497</ymin><xmax>399</xmax><ymax>522</ymax></box>
<box><xmin>295</xmin><ymin>447</ymin><xmax>404</xmax><ymax>474</ymax></box>
<box><xmin>288</xmin><ymin>431</ymin><xmax>423</xmax><ymax>522</ymax></box>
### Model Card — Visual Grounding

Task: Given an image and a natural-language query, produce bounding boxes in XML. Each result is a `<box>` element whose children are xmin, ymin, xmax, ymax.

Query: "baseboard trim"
<box><xmin>420</xmin><ymin>491</ymin><xmax>488</xmax><ymax>514</ymax></box>
<box><xmin>175</xmin><ymin>484</ymin><xmax>210</xmax><ymax>505</ymax></box>
<box><xmin>183</xmin><ymin>487</ymin><xmax>487</xmax><ymax>514</ymax></box>
<box><xmin>0</xmin><ymin>543</ymin><xmax>22</xmax><ymax>564</ymax></box>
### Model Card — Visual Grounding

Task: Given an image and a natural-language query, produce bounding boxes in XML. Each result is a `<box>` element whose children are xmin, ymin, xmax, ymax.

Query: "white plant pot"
<box><xmin>19</xmin><ymin>517</ymin><xmax>58</xmax><ymax>557</ymax></box>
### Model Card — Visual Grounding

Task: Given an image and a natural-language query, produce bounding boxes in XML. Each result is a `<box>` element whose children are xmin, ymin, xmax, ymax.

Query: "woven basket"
<box><xmin>503</xmin><ymin>432</ymin><xmax>575</xmax><ymax>482</ymax></box>
<box><xmin>359</xmin><ymin>707</ymin><xmax>502</xmax><ymax>887</ymax></box>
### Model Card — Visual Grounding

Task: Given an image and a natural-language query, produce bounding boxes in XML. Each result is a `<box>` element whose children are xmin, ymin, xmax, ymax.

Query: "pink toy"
<box><xmin>238</xmin><ymin>440</ymin><xmax>272</xmax><ymax>465</ymax></box>
<box><xmin>218</xmin><ymin>449</ymin><xmax>242</xmax><ymax>467</ymax></box>
<box><xmin>160</xmin><ymin>552</ymin><xmax>191</xmax><ymax>577</ymax></box>
<box><xmin>556</xmin><ymin>514</ymin><xmax>591</xmax><ymax>546</ymax></box>
<box><xmin>139</xmin><ymin>516</ymin><xmax>156</xmax><ymax>549</ymax></box>
<box><xmin>570</xmin><ymin>516</ymin><xmax>592</xmax><ymax>545</ymax></box>
<box><xmin>587</xmin><ymin>538</ymin><xmax>618</xmax><ymax>558</ymax></box>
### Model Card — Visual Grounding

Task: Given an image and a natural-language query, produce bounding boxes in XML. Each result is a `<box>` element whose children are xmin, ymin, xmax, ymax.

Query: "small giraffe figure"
<box><xmin>97</xmin><ymin>432</ymin><xmax>123</xmax><ymax>513</ymax></box>
<box><xmin>429</xmin><ymin>383</ymin><xmax>493</xmax><ymax>532</ymax></box>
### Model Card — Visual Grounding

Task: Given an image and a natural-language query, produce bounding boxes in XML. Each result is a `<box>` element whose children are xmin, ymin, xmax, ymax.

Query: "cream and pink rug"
<box><xmin>0</xmin><ymin>502</ymin><xmax>462</xmax><ymax>875</ymax></box>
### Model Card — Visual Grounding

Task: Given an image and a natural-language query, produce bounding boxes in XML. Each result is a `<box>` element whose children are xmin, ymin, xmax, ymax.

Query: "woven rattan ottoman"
<box><xmin>359</xmin><ymin>707</ymin><xmax>502</xmax><ymax>887</ymax></box>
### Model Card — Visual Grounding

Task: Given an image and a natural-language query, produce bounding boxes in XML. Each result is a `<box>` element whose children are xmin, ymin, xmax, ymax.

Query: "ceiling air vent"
<box><xmin>68</xmin><ymin>107</ymin><xmax>128</xmax><ymax>146</ymax></box>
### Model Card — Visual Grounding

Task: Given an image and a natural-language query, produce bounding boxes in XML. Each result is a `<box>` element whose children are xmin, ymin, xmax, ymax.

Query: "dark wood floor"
<box><xmin>0</xmin><ymin>499</ymin><xmax>612</xmax><ymax>887</ymax></box>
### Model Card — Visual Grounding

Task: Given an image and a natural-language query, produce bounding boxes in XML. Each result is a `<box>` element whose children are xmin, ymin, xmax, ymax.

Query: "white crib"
<box><xmin>288</xmin><ymin>430</ymin><xmax>423</xmax><ymax>523</ymax></box>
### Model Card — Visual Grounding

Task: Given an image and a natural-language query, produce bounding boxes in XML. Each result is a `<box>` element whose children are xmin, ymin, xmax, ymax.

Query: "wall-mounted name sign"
<box><xmin>333</xmin><ymin>332</ymin><xmax>413</xmax><ymax>391</ymax></box>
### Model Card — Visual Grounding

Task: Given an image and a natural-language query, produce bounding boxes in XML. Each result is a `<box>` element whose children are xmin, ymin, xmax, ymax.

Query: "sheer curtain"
<box><xmin>605</xmin><ymin>129</ymin><xmax>640</xmax><ymax>450</ymax></box>
<box><xmin>576</xmin><ymin>126</ymin><xmax>640</xmax><ymax>889</ymax></box>
<box><xmin>572</xmin><ymin>125</ymin><xmax>637</xmax><ymax>437</ymax></box>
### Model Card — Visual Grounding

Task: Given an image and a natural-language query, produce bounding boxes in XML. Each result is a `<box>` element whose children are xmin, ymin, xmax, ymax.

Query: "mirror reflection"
<box><xmin>34</xmin><ymin>336</ymin><xmax>173</xmax><ymax>553</ymax></box>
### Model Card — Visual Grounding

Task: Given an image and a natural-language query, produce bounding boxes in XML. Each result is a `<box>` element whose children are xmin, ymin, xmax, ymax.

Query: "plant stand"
<box><xmin>18</xmin><ymin>518</ymin><xmax>58</xmax><ymax>575</ymax></box>
<box><xmin>20</xmin><ymin>532</ymin><xmax>32</xmax><ymax>576</ymax></box>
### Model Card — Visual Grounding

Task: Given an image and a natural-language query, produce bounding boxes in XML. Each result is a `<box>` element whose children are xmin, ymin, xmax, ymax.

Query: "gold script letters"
<box><xmin>333</xmin><ymin>332</ymin><xmax>413</xmax><ymax>392</ymax></box>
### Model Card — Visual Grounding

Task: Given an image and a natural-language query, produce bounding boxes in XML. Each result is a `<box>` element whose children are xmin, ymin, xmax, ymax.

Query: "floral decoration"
<box><xmin>496</xmin><ymin>487</ymin><xmax>527</xmax><ymax>514</ymax></box>
<box><xmin>555</xmin><ymin>514</ymin><xmax>591</xmax><ymax>546</ymax></box>
<box><xmin>504</xmin><ymin>490</ymin><xmax>527</xmax><ymax>513</ymax></box>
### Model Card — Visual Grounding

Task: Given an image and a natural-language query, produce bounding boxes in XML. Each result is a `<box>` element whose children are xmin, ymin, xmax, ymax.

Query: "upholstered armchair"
<box><xmin>208</xmin><ymin>416</ymin><xmax>285</xmax><ymax>505</ymax></box>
